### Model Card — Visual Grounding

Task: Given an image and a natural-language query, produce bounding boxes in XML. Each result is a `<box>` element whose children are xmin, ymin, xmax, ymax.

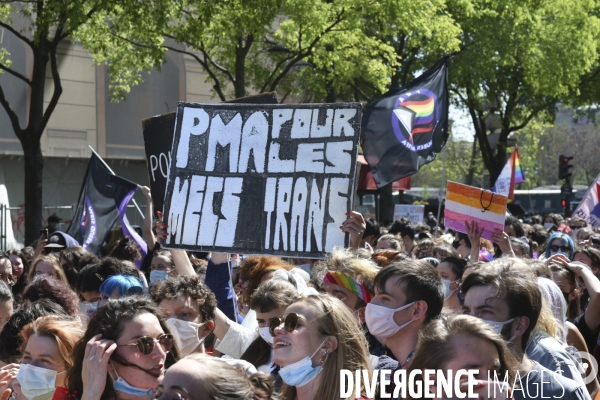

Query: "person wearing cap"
<box><xmin>44</xmin><ymin>214</ymin><xmax>62</xmax><ymax>235</ymax></box>
<box><xmin>44</xmin><ymin>232</ymin><xmax>80</xmax><ymax>254</ymax></box>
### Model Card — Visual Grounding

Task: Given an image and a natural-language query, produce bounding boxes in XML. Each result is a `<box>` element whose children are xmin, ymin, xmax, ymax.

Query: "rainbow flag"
<box><xmin>491</xmin><ymin>149</ymin><xmax>525</xmax><ymax>201</ymax></box>
<box><xmin>444</xmin><ymin>182</ymin><xmax>508</xmax><ymax>241</ymax></box>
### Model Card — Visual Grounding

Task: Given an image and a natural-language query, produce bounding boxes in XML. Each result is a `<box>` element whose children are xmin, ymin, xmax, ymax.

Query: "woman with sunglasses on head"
<box><xmin>67</xmin><ymin>297</ymin><xmax>178</xmax><ymax>400</ymax></box>
<box><xmin>5</xmin><ymin>316</ymin><xmax>85</xmax><ymax>400</ymax></box>
<box><xmin>272</xmin><ymin>294</ymin><xmax>372</xmax><ymax>400</ymax></box>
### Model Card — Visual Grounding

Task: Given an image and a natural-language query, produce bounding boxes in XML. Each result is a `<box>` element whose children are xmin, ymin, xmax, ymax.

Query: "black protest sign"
<box><xmin>142</xmin><ymin>112</ymin><xmax>176</xmax><ymax>214</ymax></box>
<box><xmin>162</xmin><ymin>102</ymin><xmax>361</xmax><ymax>258</ymax></box>
<box><xmin>142</xmin><ymin>93</ymin><xmax>278</xmax><ymax>214</ymax></box>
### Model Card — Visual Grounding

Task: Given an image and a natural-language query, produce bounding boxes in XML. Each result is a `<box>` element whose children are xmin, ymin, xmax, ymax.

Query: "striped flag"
<box><xmin>491</xmin><ymin>149</ymin><xmax>525</xmax><ymax>201</ymax></box>
<box><xmin>444</xmin><ymin>181</ymin><xmax>508</xmax><ymax>241</ymax></box>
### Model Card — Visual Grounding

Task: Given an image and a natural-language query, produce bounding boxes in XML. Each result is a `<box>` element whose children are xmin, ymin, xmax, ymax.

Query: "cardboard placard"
<box><xmin>142</xmin><ymin>93</ymin><xmax>279</xmax><ymax>214</ymax></box>
<box><xmin>162</xmin><ymin>102</ymin><xmax>361</xmax><ymax>257</ymax></box>
<box><xmin>393</xmin><ymin>204</ymin><xmax>425</xmax><ymax>224</ymax></box>
<box><xmin>444</xmin><ymin>181</ymin><xmax>507</xmax><ymax>241</ymax></box>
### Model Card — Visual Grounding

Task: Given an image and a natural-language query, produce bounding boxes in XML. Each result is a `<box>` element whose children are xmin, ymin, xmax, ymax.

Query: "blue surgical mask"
<box><xmin>111</xmin><ymin>363</ymin><xmax>154</xmax><ymax>397</ymax></box>
<box><xmin>442</xmin><ymin>279</ymin><xmax>456</xmax><ymax>300</ymax></box>
<box><xmin>279</xmin><ymin>338</ymin><xmax>328</xmax><ymax>387</ymax></box>
<box><xmin>150</xmin><ymin>270</ymin><xmax>169</xmax><ymax>284</ymax></box>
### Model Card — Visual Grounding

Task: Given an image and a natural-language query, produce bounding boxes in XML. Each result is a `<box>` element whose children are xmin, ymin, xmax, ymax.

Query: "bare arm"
<box><xmin>140</xmin><ymin>186</ymin><xmax>157</xmax><ymax>251</ymax></box>
<box><xmin>212</xmin><ymin>307</ymin><xmax>233</xmax><ymax>340</ymax></box>
<box><xmin>170</xmin><ymin>249</ymin><xmax>196</xmax><ymax>277</ymax></box>
<box><xmin>465</xmin><ymin>220</ymin><xmax>483</xmax><ymax>264</ymax></box>
<box><xmin>154</xmin><ymin>213</ymin><xmax>195</xmax><ymax>276</ymax></box>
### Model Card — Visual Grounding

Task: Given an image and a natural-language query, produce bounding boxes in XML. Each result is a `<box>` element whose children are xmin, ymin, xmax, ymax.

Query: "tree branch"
<box><xmin>267</xmin><ymin>9</ymin><xmax>346</xmax><ymax>92</ymax></box>
<box><xmin>0</xmin><ymin>62</ymin><xmax>31</xmax><ymax>85</ymax></box>
<box><xmin>0</xmin><ymin>84</ymin><xmax>23</xmax><ymax>140</ymax></box>
<box><xmin>41</xmin><ymin>24</ymin><xmax>64</xmax><ymax>132</ymax></box>
<box><xmin>260</xmin><ymin>54</ymin><xmax>293</xmax><ymax>93</ymax></box>
<box><xmin>163</xmin><ymin>45</ymin><xmax>227</xmax><ymax>101</ymax></box>
<box><xmin>0</xmin><ymin>20</ymin><xmax>33</xmax><ymax>48</ymax></box>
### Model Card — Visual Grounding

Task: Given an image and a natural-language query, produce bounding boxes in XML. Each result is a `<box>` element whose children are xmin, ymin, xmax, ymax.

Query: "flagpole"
<box><xmin>88</xmin><ymin>146</ymin><xmax>145</xmax><ymax>219</ymax></box>
<box><xmin>436</xmin><ymin>144</ymin><xmax>447</xmax><ymax>229</ymax></box>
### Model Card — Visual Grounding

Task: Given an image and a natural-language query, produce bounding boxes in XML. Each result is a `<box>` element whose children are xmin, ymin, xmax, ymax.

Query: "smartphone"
<box><xmin>40</xmin><ymin>228</ymin><xmax>48</xmax><ymax>240</ymax></box>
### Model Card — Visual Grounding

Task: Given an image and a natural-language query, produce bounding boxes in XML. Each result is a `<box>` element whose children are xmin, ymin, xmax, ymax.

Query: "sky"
<box><xmin>450</xmin><ymin>104</ymin><xmax>476</xmax><ymax>142</ymax></box>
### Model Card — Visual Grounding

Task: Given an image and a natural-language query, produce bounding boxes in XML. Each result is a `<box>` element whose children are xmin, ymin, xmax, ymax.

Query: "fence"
<box><xmin>0</xmin><ymin>204</ymin><xmax>146</xmax><ymax>250</ymax></box>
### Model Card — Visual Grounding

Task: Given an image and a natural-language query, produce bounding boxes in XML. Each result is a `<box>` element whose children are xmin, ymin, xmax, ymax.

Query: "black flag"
<box><xmin>66</xmin><ymin>153</ymin><xmax>142</xmax><ymax>256</ymax></box>
<box><xmin>361</xmin><ymin>58</ymin><xmax>449</xmax><ymax>188</ymax></box>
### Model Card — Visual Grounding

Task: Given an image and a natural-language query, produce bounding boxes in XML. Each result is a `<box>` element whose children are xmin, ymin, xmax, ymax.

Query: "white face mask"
<box><xmin>480</xmin><ymin>318</ymin><xmax>515</xmax><ymax>340</ymax></box>
<box><xmin>17</xmin><ymin>364</ymin><xmax>65</xmax><ymax>400</ymax></box>
<box><xmin>365</xmin><ymin>301</ymin><xmax>416</xmax><ymax>338</ymax></box>
<box><xmin>165</xmin><ymin>318</ymin><xmax>207</xmax><ymax>357</ymax></box>
<box><xmin>442</xmin><ymin>279</ymin><xmax>457</xmax><ymax>300</ymax></box>
<box><xmin>544</xmin><ymin>222</ymin><xmax>554</xmax><ymax>230</ymax></box>
<box><xmin>258</xmin><ymin>326</ymin><xmax>274</xmax><ymax>346</ymax></box>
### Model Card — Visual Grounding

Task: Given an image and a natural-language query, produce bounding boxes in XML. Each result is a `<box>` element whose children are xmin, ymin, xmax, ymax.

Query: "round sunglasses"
<box><xmin>118</xmin><ymin>334</ymin><xmax>174</xmax><ymax>355</ymax></box>
<box><xmin>269</xmin><ymin>313</ymin><xmax>300</xmax><ymax>337</ymax></box>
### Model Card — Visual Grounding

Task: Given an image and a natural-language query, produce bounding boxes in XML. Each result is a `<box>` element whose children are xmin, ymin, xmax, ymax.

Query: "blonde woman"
<box><xmin>28</xmin><ymin>255</ymin><xmax>69</xmax><ymax>286</ymax></box>
<box><xmin>272</xmin><ymin>294</ymin><xmax>372</xmax><ymax>400</ymax></box>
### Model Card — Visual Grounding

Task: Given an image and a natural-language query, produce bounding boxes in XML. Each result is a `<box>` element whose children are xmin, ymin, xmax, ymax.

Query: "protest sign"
<box><xmin>162</xmin><ymin>102</ymin><xmax>361</xmax><ymax>257</ymax></box>
<box><xmin>573</xmin><ymin>172</ymin><xmax>600</xmax><ymax>228</ymax></box>
<box><xmin>444</xmin><ymin>181</ymin><xmax>507</xmax><ymax>241</ymax></box>
<box><xmin>142</xmin><ymin>93</ymin><xmax>278</xmax><ymax>214</ymax></box>
<box><xmin>142</xmin><ymin>113</ymin><xmax>176</xmax><ymax>214</ymax></box>
<box><xmin>393</xmin><ymin>204</ymin><xmax>424</xmax><ymax>224</ymax></box>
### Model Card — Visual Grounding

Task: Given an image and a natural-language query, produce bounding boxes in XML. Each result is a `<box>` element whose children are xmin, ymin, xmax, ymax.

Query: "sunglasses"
<box><xmin>269</xmin><ymin>313</ymin><xmax>300</xmax><ymax>337</ymax></box>
<box><xmin>269</xmin><ymin>307</ymin><xmax>336</xmax><ymax>337</ymax></box>
<box><xmin>550</xmin><ymin>245</ymin><xmax>570</xmax><ymax>253</ymax></box>
<box><xmin>118</xmin><ymin>334</ymin><xmax>174</xmax><ymax>355</ymax></box>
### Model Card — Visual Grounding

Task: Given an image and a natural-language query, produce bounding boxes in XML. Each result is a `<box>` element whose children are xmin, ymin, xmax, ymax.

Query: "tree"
<box><xmin>448</xmin><ymin>0</ymin><xmax>600</xmax><ymax>185</ymax></box>
<box><xmin>0</xmin><ymin>1</ymin><xmax>167</xmax><ymax>243</ymax></box>
<box><xmin>129</xmin><ymin>0</ymin><xmax>397</xmax><ymax>102</ymax></box>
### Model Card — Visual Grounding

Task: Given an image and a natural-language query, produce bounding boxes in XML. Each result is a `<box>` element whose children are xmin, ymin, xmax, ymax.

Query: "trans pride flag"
<box><xmin>491</xmin><ymin>149</ymin><xmax>525</xmax><ymax>201</ymax></box>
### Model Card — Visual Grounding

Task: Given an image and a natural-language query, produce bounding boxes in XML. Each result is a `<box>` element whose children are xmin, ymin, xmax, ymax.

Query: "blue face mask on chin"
<box><xmin>278</xmin><ymin>338</ymin><xmax>328</xmax><ymax>387</ymax></box>
<box><xmin>111</xmin><ymin>363</ymin><xmax>155</xmax><ymax>397</ymax></box>
<box><xmin>150</xmin><ymin>270</ymin><xmax>169</xmax><ymax>284</ymax></box>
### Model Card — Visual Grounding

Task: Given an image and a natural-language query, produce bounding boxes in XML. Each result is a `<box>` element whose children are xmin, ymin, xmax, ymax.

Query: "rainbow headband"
<box><xmin>322</xmin><ymin>271</ymin><xmax>373</xmax><ymax>304</ymax></box>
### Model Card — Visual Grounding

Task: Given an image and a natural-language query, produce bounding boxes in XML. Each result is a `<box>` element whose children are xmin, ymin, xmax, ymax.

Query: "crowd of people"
<box><xmin>1</xmin><ymin>195</ymin><xmax>600</xmax><ymax>400</ymax></box>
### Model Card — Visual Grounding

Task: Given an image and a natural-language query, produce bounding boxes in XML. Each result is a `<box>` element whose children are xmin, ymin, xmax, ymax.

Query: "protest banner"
<box><xmin>142</xmin><ymin>93</ymin><xmax>278</xmax><ymax>215</ymax></box>
<box><xmin>444</xmin><ymin>181</ymin><xmax>507</xmax><ymax>241</ymax></box>
<box><xmin>162</xmin><ymin>102</ymin><xmax>361</xmax><ymax>257</ymax></box>
<box><xmin>573</xmin><ymin>172</ymin><xmax>600</xmax><ymax>228</ymax></box>
<box><xmin>393</xmin><ymin>204</ymin><xmax>425</xmax><ymax>224</ymax></box>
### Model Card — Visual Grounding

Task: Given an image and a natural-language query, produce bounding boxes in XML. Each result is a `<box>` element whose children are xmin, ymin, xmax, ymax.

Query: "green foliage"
<box><xmin>447</xmin><ymin>0</ymin><xmax>600</xmax><ymax>182</ymax></box>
